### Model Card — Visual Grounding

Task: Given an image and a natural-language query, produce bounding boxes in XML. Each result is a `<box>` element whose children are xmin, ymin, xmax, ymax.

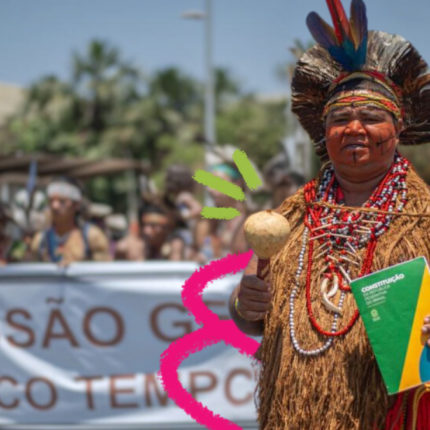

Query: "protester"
<box><xmin>31</xmin><ymin>176</ymin><xmax>111</xmax><ymax>264</ymax></box>
<box><xmin>163</xmin><ymin>164</ymin><xmax>203</xmax><ymax>260</ymax></box>
<box><xmin>230</xmin><ymin>1</ymin><xmax>430</xmax><ymax>428</ymax></box>
<box><xmin>115</xmin><ymin>201</ymin><xmax>186</xmax><ymax>261</ymax></box>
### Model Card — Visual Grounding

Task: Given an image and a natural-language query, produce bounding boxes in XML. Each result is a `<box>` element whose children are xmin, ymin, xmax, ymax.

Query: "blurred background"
<box><xmin>0</xmin><ymin>0</ymin><xmax>429</xmax><ymax>262</ymax></box>
<box><xmin>1</xmin><ymin>1</ymin><xmax>430</xmax><ymax>429</ymax></box>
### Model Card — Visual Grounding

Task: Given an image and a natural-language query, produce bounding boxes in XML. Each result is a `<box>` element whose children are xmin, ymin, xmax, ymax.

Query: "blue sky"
<box><xmin>1</xmin><ymin>0</ymin><xmax>429</xmax><ymax>95</ymax></box>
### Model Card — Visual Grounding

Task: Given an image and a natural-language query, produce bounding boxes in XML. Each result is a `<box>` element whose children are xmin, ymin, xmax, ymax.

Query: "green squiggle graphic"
<box><xmin>201</xmin><ymin>207</ymin><xmax>240</xmax><ymax>220</ymax></box>
<box><xmin>194</xmin><ymin>149</ymin><xmax>262</xmax><ymax>220</ymax></box>
<box><xmin>193</xmin><ymin>170</ymin><xmax>245</xmax><ymax>201</ymax></box>
<box><xmin>233</xmin><ymin>149</ymin><xmax>262</xmax><ymax>190</ymax></box>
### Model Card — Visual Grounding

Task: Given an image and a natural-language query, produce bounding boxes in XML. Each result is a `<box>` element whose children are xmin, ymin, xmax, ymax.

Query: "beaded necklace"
<box><xmin>47</xmin><ymin>228</ymin><xmax>71</xmax><ymax>263</ymax></box>
<box><xmin>289</xmin><ymin>153</ymin><xmax>410</xmax><ymax>356</ymax></box>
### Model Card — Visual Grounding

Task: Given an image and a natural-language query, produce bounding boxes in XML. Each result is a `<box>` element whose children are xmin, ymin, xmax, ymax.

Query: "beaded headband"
<box><xmin>323</xmin><ymin>89</ymin><xmax>402</xmax><ymax>120</ymax></box>
<box><xmin>329</xmin><ymin>71</ymin><xmax>402</xmax><ymax>101</ymax></box>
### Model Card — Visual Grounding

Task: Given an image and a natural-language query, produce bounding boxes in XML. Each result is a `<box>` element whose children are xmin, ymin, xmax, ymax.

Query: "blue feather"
<box><xmin>354</xmin><ymin>34</ymin><xmax>368</xmax><ymax>68</ymax></box>
<box><xmin>328</xmin><ymin>46</ymin><xmax>353</xmax><ymax>70</ymax></box>
<box><xmin>306</xmin><ymin>12</ymin><xmax>338</xmax><ymax>51</ymax></box>
<box><xmin>350</xmin><ymin>0</ymin><xmax>367</xmax><ymax>49</ymax></box>
<box><xmin>350</xmin><ymin>0</ymin><xmax>368</xmax><ymax>68</ymax></box>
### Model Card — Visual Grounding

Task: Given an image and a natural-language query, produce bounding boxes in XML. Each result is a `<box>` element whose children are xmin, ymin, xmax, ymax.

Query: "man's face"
<box><xmin>325</xmin><ymin>106</ymin><xmax>401</xmax><ymax>177</ymax></box>
<box><xmin>141</xmin><ymin>213</ymin><xmax>171</xmax><ymax>248</ymax></box>
<box><xmin>49</xmin><ymin>194</ymin><xmax>78</xmax><ymax>223</ymax></box>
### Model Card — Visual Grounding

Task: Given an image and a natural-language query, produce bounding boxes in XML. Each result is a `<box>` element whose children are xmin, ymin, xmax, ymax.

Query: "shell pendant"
<box><xmin>320</xmin><ymin>276</ymin><xmax>342</xmax><ymax>314</ymax></box>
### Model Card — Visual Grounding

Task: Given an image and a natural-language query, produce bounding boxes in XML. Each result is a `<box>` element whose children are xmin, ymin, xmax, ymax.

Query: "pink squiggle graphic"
<box><xmin>159</xmin><ymin>251</ymin><xmax>261</xmax><ymax>430</ymax></box>
<box><xmin>181</xmin><ymin>250</ymin><xmax>252</xmax><ymax>325</ymax></box>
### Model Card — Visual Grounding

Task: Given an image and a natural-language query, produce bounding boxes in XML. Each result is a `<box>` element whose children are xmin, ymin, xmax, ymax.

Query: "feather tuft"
<box><xmin>307</xmin><ymin>0</ymin><xmax>368</xmax><ymax>71</ymax></box>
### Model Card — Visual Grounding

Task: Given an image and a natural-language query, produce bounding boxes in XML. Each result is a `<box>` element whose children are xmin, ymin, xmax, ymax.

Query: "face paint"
<box><xmin>325</xmin><ymin>106</ymin><xmax>399</xmax><ymax>176</ymax></box>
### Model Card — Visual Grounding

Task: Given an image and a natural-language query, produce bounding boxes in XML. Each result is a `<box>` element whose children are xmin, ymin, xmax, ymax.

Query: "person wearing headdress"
<box><xmin>229</xmin><ymin>1</ymin><xmax>430</xmax><ymax>428</ymax></box>
<box><xmin>31</xmin><ymin>176</ymin><xmax>110</xmax><ymax>264</ymax></box>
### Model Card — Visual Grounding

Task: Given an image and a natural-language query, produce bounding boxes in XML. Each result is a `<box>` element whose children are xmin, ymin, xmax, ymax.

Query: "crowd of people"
<box><xmin>0</xmin><ymin>153</ymin><xmax>305</xmax><ymax>266</ymax></box>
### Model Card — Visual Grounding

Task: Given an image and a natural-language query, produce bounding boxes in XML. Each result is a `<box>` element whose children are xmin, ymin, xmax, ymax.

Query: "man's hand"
<box><xmin>422</xmin><ymin>315</ymin><xmax>430</xmax><ymax>347</ymax></box>
<box><xmin>236</xmin><ymin>275</ymin><xmax>272</xmax><ymax>322</ymax></box>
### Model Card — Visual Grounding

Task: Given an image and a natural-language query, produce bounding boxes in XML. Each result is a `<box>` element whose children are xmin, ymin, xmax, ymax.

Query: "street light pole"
<box><xmin>204</xmin><ymin>0</ymin><xmax>216</xmax><ymax>147</ymax></box>
<box><xmin>182</xmin><ymin>0</ymin><xmax>216</xmax><ymax>149</ymax></box>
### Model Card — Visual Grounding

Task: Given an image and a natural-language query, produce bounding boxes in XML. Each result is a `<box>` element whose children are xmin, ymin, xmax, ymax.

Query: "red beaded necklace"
<box><xmin>302</xmin><ymin>154</ymin><xmax>410</xmax><ymax>337</ymax></box>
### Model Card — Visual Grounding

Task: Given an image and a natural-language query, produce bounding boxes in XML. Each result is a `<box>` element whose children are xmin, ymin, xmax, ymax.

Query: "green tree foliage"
<box><xmin>149</xmin><ymin>67</ymin><xmax>201</xmax><ymax>115</ymax></box>
<box><xmin>0</xmin><ymin>39</ymin><xmax>289</xmax><ymax>205</ymax></box>
<box><xmin>2</xmin><ymin>76</ymin><xmax>79</xmax><ymax>155</ymax></box>
<box><xmin>217</xmin><ymin>95</ymin><xmax>286</xmax><ymax>169</ymax></box>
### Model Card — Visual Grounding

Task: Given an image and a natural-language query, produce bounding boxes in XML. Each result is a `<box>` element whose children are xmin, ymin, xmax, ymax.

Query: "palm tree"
<box><xmin>72</xmin><ymin>39</ymin><xmax>141</xmax><ymax>133</ymax></box>
<box><xmin>276</xmin><ymin>38</ymin><xmax>314</xmax><ymax>84</ymax></box>
<box><xmin>214</xmin><ymin>68</ymin><xmax>241</xmax><ymax>110</ymax></box>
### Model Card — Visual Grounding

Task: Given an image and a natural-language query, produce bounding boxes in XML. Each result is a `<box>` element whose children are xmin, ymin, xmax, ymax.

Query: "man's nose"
<box><xmin>51</xmin><ymin>200</ymin><xmax>60</xmax><ymax>210</ymax></box>
<box><xmin>345</xmin><ymin>119</ymin><xmax>366</xmax><ymax>135</ymax></box>
<box><xmin>143</xmin><ymin>225</ymin><xmax>153</xmax><ymax>235</ymax></box>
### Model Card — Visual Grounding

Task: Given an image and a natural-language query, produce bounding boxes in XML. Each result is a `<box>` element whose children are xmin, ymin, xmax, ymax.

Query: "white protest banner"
<box><xmin>0</xmin><ymin>262</ymin><xmax>259</xmax><ymax>429</ymax></box>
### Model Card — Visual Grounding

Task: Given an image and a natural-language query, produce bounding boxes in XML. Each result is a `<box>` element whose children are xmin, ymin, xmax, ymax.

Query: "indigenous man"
<box><xmin>230</xmin><ymin>0</ymin><xmax>430</xmax><ymax>428</ymax></box>
<box><xmin>32</xmin><ymin>176</ymin><xmax>110</xmax><ymax>264</ymax></box>
<box><xmin>115</xmin><ymin>203</ymin><xmax>186</xmax><ymax>261</ymax></box>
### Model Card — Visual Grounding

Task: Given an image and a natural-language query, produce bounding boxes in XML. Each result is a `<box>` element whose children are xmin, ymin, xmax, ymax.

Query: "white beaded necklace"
<box><xmin>289</xmin><ymin>154</ymin><xmax>410</xmax><ymax>356</ymax></box>
<box><xmin>289</xmin><ymin>228</ymin><xmax>345</xmax><ymax>356</ymax></box>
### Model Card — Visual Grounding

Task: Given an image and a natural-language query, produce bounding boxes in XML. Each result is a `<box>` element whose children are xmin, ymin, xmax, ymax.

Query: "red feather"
<box><xmin>326</xmin><ymin>0</ymin><xmax>352</xmax><ymax>43</ymax></box>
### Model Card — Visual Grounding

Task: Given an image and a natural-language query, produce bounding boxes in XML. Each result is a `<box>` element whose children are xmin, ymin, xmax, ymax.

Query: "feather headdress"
<box><xmin>292</xmin><ymin>0</ymin><xmax>430</xmax><ymax>160</ymax></box>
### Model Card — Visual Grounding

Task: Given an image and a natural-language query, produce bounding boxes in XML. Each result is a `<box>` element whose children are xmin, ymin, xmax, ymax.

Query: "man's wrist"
<box><xmin>234</xmin><ymin>296</ymin><xmax>247</xmax><ymax>320</ymax></box>
<box><xmin>230</xmin><ymin>291</ymin><xmax>264</xmax><ymax>336</ymax></box>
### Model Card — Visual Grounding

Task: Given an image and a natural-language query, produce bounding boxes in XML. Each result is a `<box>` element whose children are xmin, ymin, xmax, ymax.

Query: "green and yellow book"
<box><xmin>351</xmin><ymin>257</ymin><xmax>430</xmax><ymax>395</ymax></box>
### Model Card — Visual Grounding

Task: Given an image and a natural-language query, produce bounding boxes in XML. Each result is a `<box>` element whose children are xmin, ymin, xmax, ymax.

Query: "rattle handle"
<box><xmin>257</xmin><ymin>258</ymin><xmax>270</xmax><ymax>281</ymax></box>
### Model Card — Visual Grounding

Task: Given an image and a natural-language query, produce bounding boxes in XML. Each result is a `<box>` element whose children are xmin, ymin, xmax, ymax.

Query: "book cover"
<box><xmin>350</xmin><ymin>256</ymin><xmax>430</xmax><ymax>395</ymax></box>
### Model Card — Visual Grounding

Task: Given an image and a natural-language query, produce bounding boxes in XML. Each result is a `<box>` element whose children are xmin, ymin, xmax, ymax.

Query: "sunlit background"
<box><xmin>1</xmin><ymin>0</ymin><xmax>429</xmax><ymax>214</ymax></box>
